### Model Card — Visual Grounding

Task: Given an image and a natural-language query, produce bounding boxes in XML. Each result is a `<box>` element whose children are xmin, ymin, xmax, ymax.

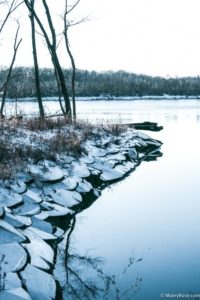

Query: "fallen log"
<box><xmin>128</xmin><ymin>121</ymin><xmax>163</xmax><ymax>131</ymax></box>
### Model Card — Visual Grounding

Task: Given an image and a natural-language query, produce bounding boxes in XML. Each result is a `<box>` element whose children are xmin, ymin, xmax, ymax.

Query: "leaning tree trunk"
<box><xmin>0</xmin><ymin>24</ymin><xmax>22</xmax><ymax>116</ymax></box>
<box><xmin>64</xmin><ymin>26</ymin><xmax>76</xmax><ymax>120</ymax></box>
<box><xmin>54</xmin><ymin>68</ymin><xmax>65</xmax><ymax>115</ymax></box>
<box><xmin>30</xmin><ymin>0</ymin><xmax>44</xmax><ymax>118</ymax></box>
<box><xmin>24</xmin><ymin>0</ymin><xmax>72</xmax><ymax>119</ymax></box>
<box><xmin>51</xmin><ymin>52</ymin><xmax>72</xmax><ymax>118</ymax></box>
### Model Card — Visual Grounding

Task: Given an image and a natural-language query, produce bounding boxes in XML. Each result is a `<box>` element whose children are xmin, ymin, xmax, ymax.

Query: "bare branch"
<box><xmin>66</xmin><ymin>0</ymin><xmax>81</xmax><ymax>15</ymax></box>
<box><xmin>68</xmin><ymin>16</ymin><xmax>89</xmax><ymax>27</ymax></box>
<box><xmin>0</xmin><ymin>0</ymin><xmax>23</xmax><ymax>34</ymax></box>
<box><xmin>24</xmin><ymin>0</ymin><xmax>52</xmax><ymax>51</ymax></box>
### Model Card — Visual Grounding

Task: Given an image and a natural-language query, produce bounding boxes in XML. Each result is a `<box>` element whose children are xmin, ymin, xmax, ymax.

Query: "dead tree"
<box><xmin>63</xmin><ymin>0</ymin><xmax>78</xmax><ymax>120</ymax></box>
<box><xmin>0</xmin><ymin>23</ymin><xmax>22</xmax><ymax>116</ymax></box>
<box><xmin>24</xmin><ymin>0</ymin><xmax>72</xmax><ymax>118</ymax></box>
<box><xmin>63</xmin><ymin>0</ymin><xmax>88</xmax><ymax>120</ymax></box>
<box><xmin>29</xmin><ymin>0</ymin><xmax>44</xmax><ymax>118</ymax></box>
<box><xmin>0</xmin><ymin>0</ymin><xmax>23</xmax><ymax>108</ymax></box>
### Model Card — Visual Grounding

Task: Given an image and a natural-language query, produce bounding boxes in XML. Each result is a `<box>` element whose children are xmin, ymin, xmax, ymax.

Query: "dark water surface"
<box><xmin>65</xmin><ymin>100</ymin><xmax>200</xmax><ymax>300</ymax></box>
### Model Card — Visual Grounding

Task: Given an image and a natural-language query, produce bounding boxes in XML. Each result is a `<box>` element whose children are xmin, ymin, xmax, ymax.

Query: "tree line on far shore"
<box><xmin>1</xmin><ymin>67</ymin><xmax>200</xmax><ymax>99</ymax></box>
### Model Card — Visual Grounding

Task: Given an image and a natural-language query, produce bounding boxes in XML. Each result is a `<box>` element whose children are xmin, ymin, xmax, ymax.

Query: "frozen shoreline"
<box><xmin>0</xmin><ymin>124</ymin><xmax>162</xmax><ymax>299</ymax></box>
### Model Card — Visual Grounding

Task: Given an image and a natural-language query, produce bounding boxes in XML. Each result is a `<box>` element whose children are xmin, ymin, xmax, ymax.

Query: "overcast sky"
<box><xmin>1</xmin><ymin>0</ymin><xmax>200</xmax><ymax>77</ymax></box>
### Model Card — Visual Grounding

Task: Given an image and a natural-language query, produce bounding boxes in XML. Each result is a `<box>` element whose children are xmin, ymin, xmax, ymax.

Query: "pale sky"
<box><xmin>1</xmin><ymin>0</ymin><xmax>200</xmax><ymax>77</ymax></box>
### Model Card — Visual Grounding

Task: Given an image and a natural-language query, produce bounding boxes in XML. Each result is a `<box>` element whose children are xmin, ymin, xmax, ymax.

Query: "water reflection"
<box><xmin>55</xmin><ymin>217</ymin><xmax>143</xmax><ymax>300</ymax></box>
<box><xmin>196</xmin><ymin>115</ymin><xmax>200</xmax><ymax>122</ymax></box>
<box><xmin>53</xmin><ymin>147</ymin><xmax>163</xmax><ymax>300</ymax></box>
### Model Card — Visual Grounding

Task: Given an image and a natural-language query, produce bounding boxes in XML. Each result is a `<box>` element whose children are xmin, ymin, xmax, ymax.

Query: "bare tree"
<box><xmin>0</xmin><ymin>23</ymin><xmax>22</xmax><ymax>116</ymax></box>
<box><xmin>28</xmin><ymin>0</ymin><xmax>44</xmax><ymax>118</ymax></box>
<box><xmin>0</xmin><ymin>0</ymin><xmax>23</xmax><ymax>117</ymax></box>
<box><xmin>24</xmin><ymin>0</ymin><xmax>72</xmax><ymax>118</ymax></box>
<box><xmin>63</xmin><ymin>0</ymin><xmax>78</xmax><ymax>120</ymax></box>
<box><xmin>63</xmin><ymin>0</ymin><xmax>88</xmax><ymax>120</ymax></box>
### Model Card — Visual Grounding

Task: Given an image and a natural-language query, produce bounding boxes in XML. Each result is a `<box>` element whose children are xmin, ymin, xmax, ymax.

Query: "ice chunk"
<box><xmin>20</xmin><ymin>264</ymin><xmax>56</xmax><ymax>300</ymax></box>
<box><xmin>50</xmin><ymin>189</ymin><xmax>82</xmax><ymax>208</ymax></box>
<box><xmin>0</xmin><ymin>243</ymin><xmax>27</xmax><ymax>272</ymax></box>
<box><xmin>22</xmin><ymin>228</ymin><xmax>54</xmax><ymax>264</ymax></box>
<box><xmin>0</xmin><ymin>188</ymin><xmax>23</xmax><ymax>208</ymax></box>
<box><xmin>23</xmin><ymin>190</ymin><xmax>42</xmax><ymax>204</ymax></box>
<box><xmin>13</xmin><ymin>199</ymin><xmax>40</xmax><ymax>216</ymax></box>
<box><xmin>0</xmin><ymin>220</ymin><xmax>26</xmax><ymax>244</ymax></box>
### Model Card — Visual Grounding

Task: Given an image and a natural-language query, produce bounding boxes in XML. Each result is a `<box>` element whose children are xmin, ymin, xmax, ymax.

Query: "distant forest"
<box><xmin>1</xmin><ymin>67</ymin><xmax>200</xmax><ymax>98</ymax></box>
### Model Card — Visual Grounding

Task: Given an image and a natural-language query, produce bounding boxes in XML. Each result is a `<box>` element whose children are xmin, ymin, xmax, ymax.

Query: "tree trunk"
<box><xmin>64</xmin><ymin>26</ymin><xmax>76</xmax><ymax>120</ymax></box>
<box><xmin>51</xmin><ymin>52</ymin><xmax>72</xmax><ymax>118</ymax></box>
<box><xmin>0</xmin><ymin>24</ymin><xmax>22</xmax><ymax>116</ymax></box>
<box><xmin>24</xmin><ymin>0</ymin><xmax>72</xmax><ymax>119</ymax></box>
<box><xmin>30</xmin><ymin>0</ymin><xmax>44</xmax><ymax>118</ymax></box>
<box><xmin>54</xmin><ymin>68</ymin><xmax>65</xmax><ymax>115</ymax></box>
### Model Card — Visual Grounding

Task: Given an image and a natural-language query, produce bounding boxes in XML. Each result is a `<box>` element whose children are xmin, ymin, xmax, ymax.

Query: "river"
<box><xmin>6</xmin><ymin>99</ymin><xmax>200</xmax><ymax>299</ymax></box>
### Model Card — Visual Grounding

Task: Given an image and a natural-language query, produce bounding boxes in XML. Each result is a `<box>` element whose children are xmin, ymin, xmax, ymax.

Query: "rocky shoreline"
<box><xmin>0</xmin><ymin>127</ymin><xmax>162</xmax><ymax>300</ymax></box>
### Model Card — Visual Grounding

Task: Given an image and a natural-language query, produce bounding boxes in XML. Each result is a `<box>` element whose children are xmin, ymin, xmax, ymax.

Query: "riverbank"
<box><xmin>0</xmin><ymin>117</ymin><xmax>162</xmax><ymax>299</ymax></box>
<box><xmin>3</xmin><ymin>95</ymin><xmax>200</xmax><ymax>102</ymax></box>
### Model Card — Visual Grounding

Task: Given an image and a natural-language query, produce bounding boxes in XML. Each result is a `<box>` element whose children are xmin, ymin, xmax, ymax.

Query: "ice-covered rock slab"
<box><xmin>41</xmin><ymin>202</ymin><xmax>74</xmax><ymax>217</ymax></box>
<box><xmin>0</xmin><ymin>243</ymin><xmax>27</xmax><ymax>272</ymax></box>
<box><xmin>20</xmin><ymin>264</ymin><xmax>56</xmax><ymax>300</ymax></box>
<box><xmin>42</xmin><ymin>181</ymin><xmax>68</xmax><ymax>195</ymax></box>
<box><xmin>24</xmin><ymin>245</ymin><xmax>50</xmax><ymax>270</ymax></box>
<box><xmin>4</xmin><ymin>213</ymin><xmax>27</xmax><ymax>228</ymax></box>
<box><xmin>80</xmin><ymin>156</ymin><xmax>95</xmax><ymax>164</ymax></box>
<box><xmin>70</xmin><ymin>162</ymin><xmax>90</xmax><ymax>178</ymax></box>
<box><xmin>3</xmin><ymin>272</ymin><xmax>21</xmax><ymax>290</ymax></box>
<box><xmin>0</xmin><ymin>188</ymin><xmax>23</xmax><ymax>208</ymax></box>
<box><xmin>50</xmin><ymin>189</ymin><xmax>82</xmax><ymax>208</ymax></box>
<box><xmin>100</xmin><ymin>167</ymin><xmax>124</xmax><ymax>182</ymax></box>
<box><xmin>28</xmin><ymin>165</ymin><xmax>64</xmax><ymax>183</ymax></box>
<box><xmin>107</xmin><ymin>153</ymin><xmax>126</xmax><ymax>162</ymax></box>
<box><xmin>4</xmin><ymin>213</ymin><xmax>32</xmax><ymax>228</ymax></box>
<box><xmin>88</xmin><ymin>146</ymin><xmax>108</xmax><ymax>157</ymax></box>
<box><xmin>115</xmin><ymin>161</ymin><xmax>136</xmax><ymax>174</ymax></box>
<box><xmin>92</xmin><ymin>160</ymin><xmax>113</xmax><ymax>172</ymax></box>
<box><xmin>23</xmin><ymin>190</ymin><xmax>42</xmax><ymax>204</ymax></box>
<box><xmin>10</xmin><ymin>180</ymin><xmax>27</xmax><ymax>194</ymax></box>
<box><xmin>31</xmin><ymin>216</ymin><xmax>53</xmax><ymax>233</ymax></box>
<box><xmin>0</xmin><ymin>220</ymin><xmax>26</xmax><ymax>244</ymax></box>
<box><xmin>22</xmin><ymin>228</ymin><xmax>54</xmax><ymax>265</ymax></box>
<box><xmin>0</xmin><ymin>288</ymin><xmax>31</xmax><ymax>300</ymax></box>
<box><xmin>62</xmin><ymin>177</ymin><xmax>78</xmax><ymax>190</ymax></box>
<box><xmin>77</xmin><ymin>180</ymin><xmax>93</xmax><ymax>193</ymax></box>
<box><xmin>15</xmin><ymin>172</ymin><xmax>33</xmax><ymax>184</ymax></box>
<box><xmin>26</xmin><ymin>226</ymin><xmax>56</xmax><ymax>240</ymax></box>
<box><xmin>107</xmin><ymin>146</ymin><xmax>120</xmax><ymax>154</ymax></box>
<box><xmin>34</xmin><ymin>211</ymin><xmax>49</xmax><ymax>220</ymax></box>
<box><xmin>13</xmin><ymin>199</ymin><xmax>40</xmax><ymax>216</ymax></box>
